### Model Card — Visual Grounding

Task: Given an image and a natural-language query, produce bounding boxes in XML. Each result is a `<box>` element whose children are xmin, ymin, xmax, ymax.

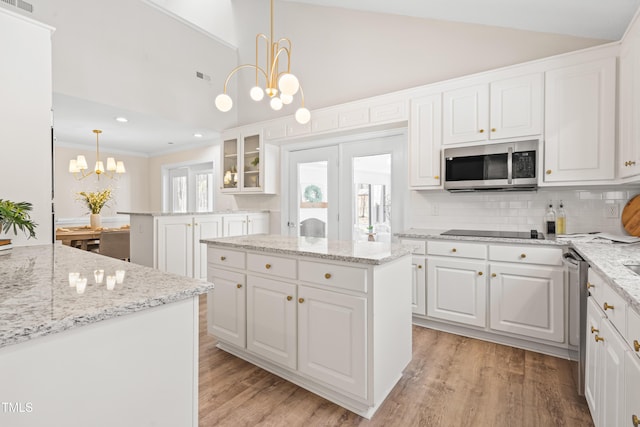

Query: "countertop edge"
<box><xmin>119</xmin><ymin>210</ymin><xmax>269</xmax><ymax>217</ymax></box>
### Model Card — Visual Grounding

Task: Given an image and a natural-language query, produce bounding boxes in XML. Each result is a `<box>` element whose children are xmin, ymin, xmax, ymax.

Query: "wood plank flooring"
<box><xmin>198</xmin><ymin>296</ymin><xmax>593</xmax><ymax>426</ymax></box>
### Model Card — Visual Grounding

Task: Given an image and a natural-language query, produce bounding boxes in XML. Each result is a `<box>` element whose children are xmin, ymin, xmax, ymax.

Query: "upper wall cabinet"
<box><xmin>543</xmin><ymin>57</ymin><xmax>616</xmax><ymax>183</ymax></box>
<box><xmin>409</xmin><ymin>94</ymin><xmax>442</xmax><ymax>188</ymax></box>
<box><xmin>221</xmin><ymin>128</ymin><xmax>278</xmax><ymax>194</ymax></box>
<box><xmin>442</xmin><ymin>73</ymin><xmax>543</xmax><ymax>145</ymax></box>
<box><xmin>619</xmin><ymin>24</ymin><xmax>640</xmax><ymax>179</ymax></box>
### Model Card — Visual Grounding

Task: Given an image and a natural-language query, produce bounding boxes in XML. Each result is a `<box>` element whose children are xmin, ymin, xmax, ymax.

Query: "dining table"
<box><xmin>55</xmin><ymin>226</ymin><xmax>129</xmax><ymax>251</ymax></box>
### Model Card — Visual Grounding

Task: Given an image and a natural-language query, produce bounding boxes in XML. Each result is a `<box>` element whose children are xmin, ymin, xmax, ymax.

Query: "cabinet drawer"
<box><xmin>428</xmin><ymin>240</ymin><xmax>487</xmax><ymax>259</ymax></box>
<box><xmin>299</xmin><ymin>260</ymin><xmax>367</xmax><ymax>293</ymax></box>
<box><xmin>587</xmin><ymin>268</ymin><xmax>607</xmax><ymax>306</ymax></box>
<box><xmin>489</xmin><ymin>245</ymin><xmax>563</xmax><ymax>266</ymax></box>
<box><xmin>208</xmin><ymin>267</ymin><xmax>245</xmax><ymax>285</ymax></box>
<box><xmin>247</xmin><ymin>253</ymin><xmax>297</xmax><ymax>280</ymax></box>
<box><xmin>602</xmin><ymin>283</ymin><xmax>627</xmax><ymax>335</ymax></box>
<box><xmin>401</xmin><ymin>239</ymin><xmax>426</xmax><ymax>255</ymax></box>
<box><xmin>628</xmin><ymin>308</ymin><xmax>640</xmax><ymax>358</ymax></box>
<box><xmin>208</xmin><ymin>247</ymin><xmax>246</xmax><ymax>270</ymax></box>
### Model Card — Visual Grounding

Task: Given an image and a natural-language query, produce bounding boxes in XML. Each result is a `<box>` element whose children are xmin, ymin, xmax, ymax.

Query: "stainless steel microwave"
<box><xmin>443</xmin><ymin>140</ymin><xmax>538</xmax><ymax>192</ymax></box>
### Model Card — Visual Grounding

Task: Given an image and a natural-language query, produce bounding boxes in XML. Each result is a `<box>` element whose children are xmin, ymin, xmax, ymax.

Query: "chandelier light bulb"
<box><xmin>76</xmin><ymin>155</ymin><xmax>88</xmax><ymax>170</ymax></box>
<box><xmin>295</xmin><ymin>107</ymin><xmax>311</xmax><ymax>124</ymax></box>
<box><xmin>278</xmin><ymin>73</ymin><xmax>300</xmax><ymax>96</ymax></box>
<box><xmin>215</xmin><ymin>93</ymin><xmax>233</xmax><ymax>112</ymax></box>
<box><xmin>250</xmin><ymin>86</ymin><xmax>265</xmax><ymax>101</ymax></box>
<box><xmin>270</xmin><ymin>97</ymin><xmax>284</xmax><ymax>111</ymax></box>
<box><xmin>280</xmin><ymin>94</ymin><xmax>293</xmax><ymax>105</ymax></box>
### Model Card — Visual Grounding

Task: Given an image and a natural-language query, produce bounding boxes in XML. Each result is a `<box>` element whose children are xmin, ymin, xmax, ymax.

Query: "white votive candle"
<box><xmin>94</xmin><ymin>269</ymin><xmax>104</xmax><ymax>284</ymax></box>
<box><xmin>68</xmin><ymin>272</ymin><xmax>80</xmax><ymax>287</ymax></box>
<box><xmin>106</xmin><ymin>275</ymin><xmax>116</xmax><ymax>290</ymax></box>
<box><xmin>76</xmin><ymin>277</ymin><xmax>87</xmax><ymax>294</ymax></box>
<box><xmin>115</xmin><ymin>270</ymin><xmax>125</xmax><ymax>284</ymax></box>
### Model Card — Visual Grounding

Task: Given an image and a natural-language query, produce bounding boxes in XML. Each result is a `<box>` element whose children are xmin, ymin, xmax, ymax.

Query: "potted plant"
<box><xmin>77</xmin><ymin>189</ymin><xmax>112</xmax><ymax>229</ymax></box>
<box><xmin>367</xmin><ymin>225</ymin><xmax>375</xmax><ymax>242</ymax></box>
<box><xmin>0</xmin><ymin>199</ymin><xmax>37</xmax><ymax>249</ymax></box>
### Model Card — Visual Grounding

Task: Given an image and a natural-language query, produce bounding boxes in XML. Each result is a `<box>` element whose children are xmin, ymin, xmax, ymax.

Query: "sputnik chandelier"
<box><xmin>68</xmin><ymin>129</ymin><xmax>126</xmax><ymax>180</ymax></box>
<box><xmin>214</xmin><ymin>0</ymin><xmax>310</xmax><ymax>124</ymax></box>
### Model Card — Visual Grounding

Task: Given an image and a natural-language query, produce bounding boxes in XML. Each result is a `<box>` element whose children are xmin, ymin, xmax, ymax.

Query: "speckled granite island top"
<box><xmin>572</xmin><ymin>242</ymin><xmax>640</xmax><ymax>314</ymax></box>
<box><xmin>201</xmin><ymin>234</ymin><xmax>411</xmax><ymax>265</ymax></box>
<box><xmin>396</xmin><ymin>228</ymin><xmax>568</xmax><ymax>246</ymax></box>
<box><xmin>0</xmin><ymin>244</ymin><xmax>213</xmax><ymax>349</ymax></box>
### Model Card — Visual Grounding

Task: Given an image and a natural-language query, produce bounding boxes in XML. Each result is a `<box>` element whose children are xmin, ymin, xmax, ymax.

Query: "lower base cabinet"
<box><xmin>208</xmin><ymin>269</ymin><xmax>246</xmax><ymax>348</ymax></box>
<box><xmin>625</xmin><ymin>352</ymin><xmax>640</xmax><ymax>427</ymax></box>
<box><xmin>411</xmin><ymin>256</ymin><xmax>426</xmax><ymax>315</ymax></box>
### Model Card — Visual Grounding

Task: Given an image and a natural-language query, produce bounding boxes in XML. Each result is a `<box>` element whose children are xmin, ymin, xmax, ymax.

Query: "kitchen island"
<box><xmin>0</xmin><ymin>244</ymin><xmax>213</xmax><ymax>427</ymax></box>
<box><xmin>202</xmin><ymin>235</ymin><xmax>412</xmax><ymax>419</ymax></box>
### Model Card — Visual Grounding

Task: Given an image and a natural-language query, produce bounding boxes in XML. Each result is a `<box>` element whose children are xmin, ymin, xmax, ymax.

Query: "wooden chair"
<box><xmin>98</xmin><ymin>229</ymin><xmax>130</xmax><ymax>261</ymax></box>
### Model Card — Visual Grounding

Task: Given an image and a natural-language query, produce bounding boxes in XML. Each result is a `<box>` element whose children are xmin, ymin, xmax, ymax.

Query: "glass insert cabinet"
<box><xmin>220</xmin><ymin>128</ymin><xmax>277</xmax><ymax>194</ymax></box>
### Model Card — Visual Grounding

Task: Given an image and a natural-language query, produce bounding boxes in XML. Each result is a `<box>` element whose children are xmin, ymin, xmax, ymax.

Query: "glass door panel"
<box><xmin>243</xmin><ymin>134</ymin><xmax>261</xmax><ymax>190</ymax></box>
<box><xmin>353</xmin><ymin>154</ymin><xmax>391</xmax><ymax>242</ymax></box>
<box><xmin>222</xmin><ymin>137</ymin><xmax>239</xmax><ymax>190</ymax></box>
<box><xmin>299</xmin><ymin>161</ymin><xmax>328</xmax><ymax>238</ymax></box>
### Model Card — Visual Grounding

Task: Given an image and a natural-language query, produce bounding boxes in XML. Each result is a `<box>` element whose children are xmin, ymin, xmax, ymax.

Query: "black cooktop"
<box><xmin>441</xmin><ymin>229</ymin><xmax>545</xmax><ymax>240</ymax></box>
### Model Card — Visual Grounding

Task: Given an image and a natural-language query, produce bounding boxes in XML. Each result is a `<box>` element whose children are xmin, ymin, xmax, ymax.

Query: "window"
<box><xmin>164</xmin><ymin>162</ymin><xmax>214</xmax><ymax>213</ymax></box>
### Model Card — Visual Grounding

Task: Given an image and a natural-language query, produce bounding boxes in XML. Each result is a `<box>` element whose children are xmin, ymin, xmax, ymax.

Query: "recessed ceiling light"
<box><xmin>193</xmin><ymin>133</ymin><xmax>203</xmax><ymax>138</ymax></box>
<box><xmin>168</xmin><ymin>142</ymin><xmax>174</xmax><ymax>145</ymax></box>
<box><xmin>115</xmin><ymin>117</ymin><xmax>128</xmax><ymax>123</ymax></box>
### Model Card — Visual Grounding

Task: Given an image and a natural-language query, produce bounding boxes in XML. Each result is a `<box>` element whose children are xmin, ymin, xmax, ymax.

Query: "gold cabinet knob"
<box><xmin>187</xmin><ymin>223</ymin><xmax>192</xmax><ymax>227</ymax></box>
<box><xmin>491</xmin><ymin>128</ymin><xmax>496</xmax><ymax>132</ymax></box>
<box><xmin>324</xmin><ymin>273</ymin><xmax>331</xmax><ymax>279</ymax></box>
<box><xmin>417</xmin><ymin>265</ymin><xmax>423</xmax><ymax>269</ymax></box>
<box><xmin>298</xmin><ymin>298</ymin><xmax>305</xmax><ymax>303</ymax></box>
<box><xmin>236</xmin><ymin>284</ymin><xmax>242</xmax><ymax>289</ymax></box>
<box><xmin>478</xmin><ymin>271</ymin><xmax>483</xmax><ymax>276</ymax></box>
<box><xmin>586</xmin><ymin>282</ymin><xmax>594</xmax><ymax>289</ymax></box>
<box><xmin>520</xmin><ymin>253</ymin><xmax>526</xmax><ymax>259</ymax></box>
<box><xmin>546</xmin><ymin>170</ymin><xmax>552</xmax><ymax>174</ymax></box>
<box><xmin>434</xmin><ymin>175</ymin><xmax>439</xmax><ymax>179</ymax></box>
<box><xmin>633</xmin><ymin>414</ymin><xmax>639</xmax><ymax>427</ymax></box>
<box><xmin>194</xmin><ymin>223</ymin><xmax>199</xmax><ymax>226</ymax></box>
<box><xmin>591</xmin><ymin>326</ymin><xmax>599</xmax><ymax>334</ymax></box>
<box><xmin>452</xmin><ymin>248</ymin><xmax>457</xmax><ymax>253</ymax></box>
<box><xmin>265</xmin><ymin>263</ymin><xmax>271</xmax><ymax>269</ymax></box>
<box><xmin>479</xmin><ymin>129</ymin><xmax>485</xmax><ymax>133</ymax></box>
<box><xmin>632</xmin><ymin>161</ymin><xmax>638</xmax><ymax>166</ymax></box>
<box><xmin>220</xmin><ymin>256</ymin><xmax>226</xmax><ymax>261</ymax></box>
<box><xmin>603</xmin><ymin>302</ymin><xmax>614</xmax><ymax>311</ymax></box>
<box><xmin>286</xmin><ymin>295</ymin><xmax>292</xmax><ymax>301</ymax></box>
<box><xmin>595</xmin><ymin>335</ymin><xmax>604</xmax><ymax>343</ymax></box>
<box><xmin>491</xmin><ymin>273</ymin><xmax>497</xmax><ymax>278</ymax></box>
<box><xmin>634</xmin><ymin>340</ymin><xmax>640</xmax><ymax>352</ymax></box>
<box><xmin>625</xmin><ymin>161</ymin><xmax>630</xmax><ymax>166</ymax></box>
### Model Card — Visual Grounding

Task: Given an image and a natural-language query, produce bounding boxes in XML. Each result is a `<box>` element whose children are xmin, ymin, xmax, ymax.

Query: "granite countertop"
<box><xmin>201</xmin><ymin>234</ymin><xmax>411</xmax><ymax>265</ymax></box>
<box><xmin>119</xmin><ymin>210</ymin><xmax>269</xmax><ymax>216</ymax></box>
<box><xmin>0</xmin><ymin>245</ymin><xmax>214</xmax><ymax>349</ymax></box>
<box><xmin>572</xmin><ymin>242</ymin><xmax>640</xmax><ymax>314</ymax></box>
<box><xmin>396</xmin><ymin>228</ymin><xmax>567</xmax><ymax>246</ymax></box>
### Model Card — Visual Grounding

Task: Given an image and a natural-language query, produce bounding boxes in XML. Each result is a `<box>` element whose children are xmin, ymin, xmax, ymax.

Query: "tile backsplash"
<box><xmin>409</xmin><ymin>187</ymin><xmax>640</xmax><ymax>235</ymax></box>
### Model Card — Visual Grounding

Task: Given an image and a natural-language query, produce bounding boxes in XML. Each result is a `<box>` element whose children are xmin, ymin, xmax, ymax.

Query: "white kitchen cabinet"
<box><xmin>544</xmin><ymin>57</ymin><xmax>616</xmax><ymax>183</ymax></box>
<box><xmin>246</xmin><ymin>275</ymin><xmax>297</xmax><ymax>369</ymax></box>
<box><xmin>489</xmin><ymin>263</ymin><xmax>564</xmax><ymax>343</ymax></box>
<box><xmin>625</xmin><ymin>352</ymin><xmax>640</xmax><ymax>427</ymax></box>
<box><xmin>409</xmin><ymin>94</ymin><xmax>442</xmax><ymax>188</ymax></box>
<box><xmin>157</xmin><ymin>216</ymin><xmax>194</xmax><ymax>277</ymax></box>
<box><xmin>193</xmin><ymin>215</ymin><xmax>223</xmax><ymax>280</ymax></box>
<box><xmin>208</xmin><ymin>268</ymin><xmax>246</xmax><ymax>348</ymax></box>
<box><xmin>224</xmin><ymin>212</ymin><xmax>269</xmax><ymax>237</ymax></box>
<box><xmin>221</xmin><ymin>128</ymin><xmax>278</xmax><ymax>194</ymax></box>
<box><xmin>298</xmin><ymin>284</ymin><xmax>367</xmax><ymax>398</ymax></box>
<box><xmin>427</xmin><ymin>257</ymin><xmax>487</xmax><ymax>327</ymax></box>
<box><xmin>248</xmin><ymin>212</ymin><xmax>270</xmax><ymax>234</ymax></box>
<box><xmin>585</xmin><ymin>297</ymin><xmax>603</xmax><ymax>419</ymax></box>
<box><xmin>619</xmin><ymin>25</ymin><xmax>640</xmax><ymax>179</ymax></box>
<box><xmin>411</xmin><ymin>256</ymin><xmax>426</xmax><ymax>315</ymax></box>
<box><xmin>442</xmin><ymin>73</ymin><xmax>542</xmax><ymax>145</ymax></box>
<box><xmin>598</xmin><ymin>319</ymin><xmax>626</xmax><ymax>427</ymax></box>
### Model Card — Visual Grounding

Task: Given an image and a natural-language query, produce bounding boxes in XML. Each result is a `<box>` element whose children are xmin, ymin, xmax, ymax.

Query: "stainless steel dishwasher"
<box><xmin>563</xmin><ymin>248</ymin><xmax>588</xmax><ymax>396</ymax></box>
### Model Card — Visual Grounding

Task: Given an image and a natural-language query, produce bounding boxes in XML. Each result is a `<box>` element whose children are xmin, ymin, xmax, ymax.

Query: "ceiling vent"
<box><xmin>1</xmin><ymin>0</ymin><xmax>33</xmax><ymax>13</ymax></box>
<box><xmin>0</xmin><ymin>0</ymin><xmax>16</xmax><ymax>6</ymax></box>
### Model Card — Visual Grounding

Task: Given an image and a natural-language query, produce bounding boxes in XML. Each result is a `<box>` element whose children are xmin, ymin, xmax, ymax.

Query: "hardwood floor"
<box><xmin>198</xmin><ymin>295</ymin><xmax>593</xmax><ymax>426</ymax></box>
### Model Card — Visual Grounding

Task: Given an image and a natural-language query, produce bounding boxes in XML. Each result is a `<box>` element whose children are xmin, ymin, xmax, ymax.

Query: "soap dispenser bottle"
<box><xmin>544</xmin><ymin>202</ymin><xmax>556</xmax><ymax>236</ymax></box>
<box><xmin>556</xmin><ymin>201</ymin><xmax>566</xmax><ymax>235</ymax></box>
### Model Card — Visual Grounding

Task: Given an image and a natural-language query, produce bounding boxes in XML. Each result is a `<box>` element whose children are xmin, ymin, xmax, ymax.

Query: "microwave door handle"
<box><xmin>507</xmin><ymin>146</ymin><xmax>513</xmax><ymax>184</ymax></box>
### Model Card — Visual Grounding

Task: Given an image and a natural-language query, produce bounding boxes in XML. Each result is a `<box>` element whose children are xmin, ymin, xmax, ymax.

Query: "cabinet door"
<box><xmin>489</xmin><ymin>264</ymin><xmax>564</xmax><ymax>343</ymax></box>
<box><xmin>224</xmin><ymin>214</ymin><xmax>247</xmax><ymax>237</ymax></box>
<box><xmin>585</xmin><ymin>297</ymin><xmax>603</xmax><ymax>423</ymax></box>
<box><xmin>411</xmin><ymin>256</ymin><xmax>426</xmax><ymax>315</ymax></box>
<box><xmin>193</xmin><ymin>215</ymin><xmax>223</xmax><ymax>280</ymax></box>
<box><xmin>599</xmin><ymin>319</ymin><xmax>626</xmax><ymax>427</ymax></box>
<box><xmin>247</xmin><ymin>213</ymin><xmax>270</xmax><ymax>235</ymax></box>
<box><xmin>427</xmin><ymin>258</ymin><xmax>486</xmax><ymax>327</ymax></box>
<box><xmin>156</xmin><ymin>217</ymin><xmax>193</xmax><ymax>277</ymax></box>
<box><xmin>544</xmin><ymin>57</ymin><xmax>616</xmax><ymax>182</ymax></box>
<box><xmin>246</xmin><ymin>276</ymin><xmax>297</xmax><ymax>369</ymax></box>
<box><xmin>297</xmin><ymin>285</ymin><xmax>367</xmax><ymax>398</ymax></box>
<box><xmin>619</xmin><ymin>42</ymin><xmax>637</xmax><ymax>178</ymax></box>
<box><xmin>221</xmin><ymin>136</ymin><xmax>240</xmax><ymax>191</ymax></box>
<box><xmin>242</xmin><ymin>133</ymin><xmax>262</xmax><ymax>191</ymax></box>
<box><xmin>442</xmin><ymin>84</ymin><xmax>489</xmax><ymax>145</ymax></box>
<box><xmin>409</xmin><ymin>94</ymin><xmax>442</xmax><ymax>187</ymax></box>
<box><xmin>625</xmin><ymin>352</ymin><xmax>640</xmax><ymax>427</ymax></box>
<box><xmin>208</xmin><ymin>269</ymin><xmax>246</xmax><ymax>348</ymax></box>
<box><xmin>489</xmin><ymin>73</ymin><xmax>542</xmax><ymax>140</ymax></box>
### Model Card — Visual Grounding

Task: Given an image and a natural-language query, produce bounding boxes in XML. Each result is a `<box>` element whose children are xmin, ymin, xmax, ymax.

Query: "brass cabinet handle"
<box><xmin>546</xmin><ymin>170</ymin><xmax>552</xmax><ymax>174</ymax></box>
<box><xmin>586</xmin><ymin>282</ymin><xmax>594</xmax><ymax>289</ymax></box>
<box><xmin>298</xmin><ymin>298</ymin><xmax>304</xmax><ymax>303</ymax></box>
<box><xmin>236</xmin><ymin>284</ymin><xmax>242</xmax><ymax>289</ymax></box>
<box><xmin>491</xmin><ymin>128</ymin><xmax>496</xmax><ymax>132</ymax></box>
<box><xmin>591</xmin><ymin>326</ymin><xmax>599</xmax><ymax>334</ymax></box>
<box><xmin>194</xmin><ymin>223</ymin><xmax>199</xmax><ymax>226</ymax></box>
<box><xmin>187</xmin><ymin>223</ymin><xmax>192</xmax><ymax>227</ymax></box>
<box><xmin>417</xmin><ymin>265</ymin><xmax>423</xmax><ymax>269</ymax></box>
<box><xmin>625</xmin><ymin>161</ymin><xmax>630</xmax><ymax>166</ymax></box>
<box><xmin>479</xmin><ymin>129</ymin><xmax>485</xmax><ymax>133</ymax></box>
<box><xmin>632</xmin><ymin>161</ymin><xmax>637</xmax><ymax>166</ymax></box>
<box><xmin>286</xmin><ymin>295</ymin><xmax>292</xmax><ymax>301</ymax></box>
<box><xmin>434</xmin><ymin>175</ymin><xmax>439</xmax><ymax>179</ymax></box>
<box><xmin>634</xmin><ymin>340</ymin><xmax>639</xmax><ymax>352</ymax></box>
<box><xmin>220</xmin><ymin>256</ymin><xmax>226</xmax><ymax>261</ymax></box>
<box><xmin>452</xmin><ymin>248</ymin><xmax>457</xmax><ymax>253</ymax></box>
<box><xmin>478</xmin><ymin>271</ymin><xmax>483</xmax><ymax>276</ymax></box>
<box><xmin>603</xmin><ymin>302</ymin><xmax>614</xmax><ymax>311</ymax></box>
<box><xmin>491</xmin><ymin>273</ymin><xmax>497</xmax><ymax>278</ymax></box>
<box><xmin>595</xmin><ymin>335</ymin><xmax>604</xmax><ymax>343</ymax></box>
<box><xmin>633</xmin><ymin>414</ymin><xmax>639</xmax><ymax>427</ymax></box>
<box><xmin>324</xmin><ymin>273</ymin><xmax>332</xmax><ymax>279</ymax></box>
<box><xmin>265</xmin><ymin>263</ymin><xmax>271</xmax><ymax>269</ymax></box>
<box><xmin>520</xmin><ymin>253</ymin><xmax>526</xmax><ymax>259</ymax></box>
